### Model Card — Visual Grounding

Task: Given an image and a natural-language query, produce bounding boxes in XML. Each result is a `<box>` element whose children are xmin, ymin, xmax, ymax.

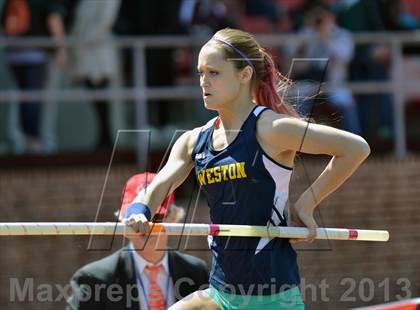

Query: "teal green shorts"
<box><xmin>203</xmin><ymin>285</ymin><xmax>305</xmax><ymax>310</ymax></box>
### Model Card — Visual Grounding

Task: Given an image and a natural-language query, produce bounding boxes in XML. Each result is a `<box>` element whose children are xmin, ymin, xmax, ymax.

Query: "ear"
<box><xmin>239</xmin><ymin>65</ymin><xmax>253</xmax><ymax>84</ymax></box>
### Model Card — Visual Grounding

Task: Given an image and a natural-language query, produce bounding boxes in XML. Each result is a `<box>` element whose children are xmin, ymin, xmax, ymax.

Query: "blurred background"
<box><xmin>0</xmin><ymin>0</ymin><xmax>419</xmax><ymax>309</ymax></box>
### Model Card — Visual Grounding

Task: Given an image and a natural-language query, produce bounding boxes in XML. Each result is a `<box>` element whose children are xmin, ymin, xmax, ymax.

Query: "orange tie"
<box><xmin>144</xmin><ymin>264</ymin><xmax>166</xmax><ymax>310</ymax></box>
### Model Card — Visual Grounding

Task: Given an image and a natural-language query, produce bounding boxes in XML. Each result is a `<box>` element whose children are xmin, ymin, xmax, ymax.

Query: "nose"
<box><xmin>200</xmin><ymin>74</ymin><xmax>210</xmax><ymax>88</ymax></box>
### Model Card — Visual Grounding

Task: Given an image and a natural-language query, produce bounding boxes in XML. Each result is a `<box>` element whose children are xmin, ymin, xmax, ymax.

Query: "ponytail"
<box><xmin>253</xmin><ymin>50</ymin><xmax>300</xmax><ymax>118</ymax></box>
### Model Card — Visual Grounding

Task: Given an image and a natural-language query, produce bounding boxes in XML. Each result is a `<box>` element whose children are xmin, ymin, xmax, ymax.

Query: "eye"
<box><xmin>209</xmin><ymin>71</ymin><xmax>218</xmax><ymax>76</ymax></box>
<box><xmin>197</xmin><ymin>71</ymin><xmax>203</xmax><ymax>77</ymax></box>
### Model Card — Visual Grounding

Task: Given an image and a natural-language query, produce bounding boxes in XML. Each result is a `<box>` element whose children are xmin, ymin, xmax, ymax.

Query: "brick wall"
<box><xmin>0</xmin><ymin>157</ymin><xmax>419</xmax><ymax>309</ymax></box>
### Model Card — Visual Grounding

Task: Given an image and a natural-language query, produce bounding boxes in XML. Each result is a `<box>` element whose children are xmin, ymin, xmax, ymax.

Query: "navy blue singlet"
<box><xmin>192</xmin><ymin>105</ymin><xmax>300</xmax><ymax>295</ymax></box>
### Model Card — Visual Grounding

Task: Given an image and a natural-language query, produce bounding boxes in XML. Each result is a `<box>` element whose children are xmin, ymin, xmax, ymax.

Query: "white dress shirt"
<box><xmin>129</xmin><ymin>243</ymin><xmax>175</xmax><ymax>309</ymax></box>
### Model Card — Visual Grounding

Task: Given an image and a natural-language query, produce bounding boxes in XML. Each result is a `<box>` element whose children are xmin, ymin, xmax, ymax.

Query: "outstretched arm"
<box><xmin>257</xmin><ymin>111</ymin><xmax>370</xmax><ymax>241</ymax></box>
<box><xmin>125</xmin><ymin>129</ymin><xmax>199</xmax><ymax>232</ymax></box>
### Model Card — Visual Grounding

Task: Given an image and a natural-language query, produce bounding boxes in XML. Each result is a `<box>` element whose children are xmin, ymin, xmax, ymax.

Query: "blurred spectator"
<box><xmin>179</xmin><ymin>0</ymin><xmax>240</xmax><ymax>35</ymax></box>
<box><xmin>245</xmin><ymin>0</ymin><xmax>282</xmax><ymax>24</ymax></box>
<box><xmin>335</xmin><ymin>0</ymin><xmax>395</xmax><ymax>144</ymax></box>
<box><xmin>70</xmin><ymin>0</ymin><xmax>121</xmax><ymax>151</ymax></box>
<box><xmin>1</xmin><ymin>0</ymin><xmax>67</xmax><ymax>153</ymax></box>
<box><xmin>286</xmin><ymin>3</ymin><xmax>361</xmax><ymax>134</ymax></box>
<box><xmin>0</xmin><ymin>2</ymin><xmax>22</xmax><ymax>154</ymax></box>
<box><xmin>240</xmin><ymin>0</ymin><xmax>292</xmax><ymax>33</ymax></box>
<box><xmin>114</xmin><ymin>0</ymin><xmax>185</xmax><ymax>130</ymax></box>
<box><xmin>287</xmin><ymin>0</ymin><xmax>314</xmax><ymax>31</ymax></box>
<box><xmin>66</xmin><ymin>172</ymin><xmax>209</xmax><ymax>309</ymax></box>
<box><xmin>377</xmin><ymin>0</ymin><xmax>420</xmax><ymax>31</ymax></box>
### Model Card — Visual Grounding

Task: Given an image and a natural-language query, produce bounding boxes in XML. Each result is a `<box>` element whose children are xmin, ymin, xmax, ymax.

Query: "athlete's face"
<box><xmin>197</xmin><ymin>44</ymin><xmax>244</xmax><ymax>110</ymax></box>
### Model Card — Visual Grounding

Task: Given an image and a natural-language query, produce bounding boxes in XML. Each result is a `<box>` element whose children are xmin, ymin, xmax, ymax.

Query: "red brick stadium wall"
<box><xmin>0</xmin><ymin>157</ymin><xmax>419</xmax><ymax>309</ymax></box>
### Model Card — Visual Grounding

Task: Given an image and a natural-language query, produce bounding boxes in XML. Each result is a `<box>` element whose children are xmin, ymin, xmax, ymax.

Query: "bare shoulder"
<box><xmin>185</xmin><ymin>127</ymin><xmax>202</xmax><ymax>153</ymax></box>
<box><xmin>186</xmin><ymin>117</ymin><xmax>217</xmax><ymax>150</ymax></box>
<box><xmin>256</xmin><ymin>109</ymin><xmax>300</xmax><ymax>141</ymax></box>
<box><xmin>174</xmin><ymin>119</ymin><xmax>214</xmax><ymax>157</ymax></box>
<box><xmin>173</xmin><ymin>128</ymin><xmax>200</xmax><ymax>157</ymax></box>
<box><xmin>260</xmin><ymin>108</ymin><xmax>306</xmax><ymax>127</ymax></box>
<box><xmin>257</xmin><ymin>108</ymin><xmax>370</xmax><ymax>157</ymax></box>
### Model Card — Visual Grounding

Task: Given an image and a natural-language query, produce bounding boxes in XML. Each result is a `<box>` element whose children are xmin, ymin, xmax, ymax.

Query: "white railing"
<box><xmin>1</xmin><ymin>32</ymin><xmax>420</xmax><ymax>161</ymax></box>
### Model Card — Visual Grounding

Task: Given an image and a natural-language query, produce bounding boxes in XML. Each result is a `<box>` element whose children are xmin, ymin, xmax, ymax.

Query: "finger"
<box><xmin>289</xmin><ymin>238</ymin><xmax>305</xmax><ymax>244</ymax></box>
<box><xmin>303</xmin><ymin>224</ymin><xmax>317</xmax><ymax>243</ymax></box>
<box><xmin>288</xmin><ymin>220</ymin><xmax>307</xmax><ymax>243</ymax></box>
<box><xmin>138</xmin><ymin>215</ymin><xmax>150</xmax><ymax>234</ymax></box>
<box><xmin>298</xmin><ymin>214</ymin><xmax>318</xmax><ymax>242</ymax></box>
<box><xmin>123</xmin><ymin>214</ymin><xmax>150</xmax><ymax>234</ymax></box>
<box><xmin>137</xmin><ymin>224</ymin><xmax>147</xmax><ymax>236</ymax></box>
<box><xmin>124</xmin><ymin>215</ymin><xmax>141</xmax><ymax>233</ymax></box>
<box><xmin>127</xmin><ymin>216</ymin><xmax>149</xmax><ymax>236</ymax></box>
<box><xmin>122</xmin><ymin>219</ymin><xmax>139</xmax><ymax>237</ymax></box>
<box><xmin>123</xmin><ymin>217</ymin><xmax>135</xmax><ymax>228</ymax></box>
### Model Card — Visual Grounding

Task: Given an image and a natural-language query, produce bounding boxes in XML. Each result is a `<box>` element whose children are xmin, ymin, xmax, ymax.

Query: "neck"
<box><xmin>217</xmin><ymin>92</ymin><xmax>256</xmax><ymax>130</ymax></box>
<box><xmin>136</xmin><ymin>248</ymin><xmax>165</xmax><ymax>264</ymax></box>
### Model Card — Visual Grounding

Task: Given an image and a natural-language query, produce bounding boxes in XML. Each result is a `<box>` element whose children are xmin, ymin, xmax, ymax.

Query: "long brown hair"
<box><xmin>209</xmin><ymin>28</ymin><xmax>299</xmax><ymax>117</ymax></box>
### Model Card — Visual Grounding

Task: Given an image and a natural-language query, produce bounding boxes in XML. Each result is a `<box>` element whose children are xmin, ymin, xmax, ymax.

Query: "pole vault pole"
<box><xmin>0</xmin><ymin>222</ymin><xmax>389</xmax><ymax>242</ymax></box>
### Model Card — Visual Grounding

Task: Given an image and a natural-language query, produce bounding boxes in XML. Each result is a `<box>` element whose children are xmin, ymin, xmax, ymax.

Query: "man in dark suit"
<box><xmin>66</xmin><ymin>173</ymin><xmax>209</xmax><ymax>309</ymax></box>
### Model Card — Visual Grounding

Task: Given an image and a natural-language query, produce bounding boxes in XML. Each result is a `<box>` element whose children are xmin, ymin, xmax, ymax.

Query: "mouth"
<box><xmin>203</xmin><ymin>92</ymin><xmax>211</xmax><ymax>98</ymax></box>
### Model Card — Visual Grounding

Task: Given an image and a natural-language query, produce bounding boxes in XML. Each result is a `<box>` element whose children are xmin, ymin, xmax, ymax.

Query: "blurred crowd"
<box><xmin>0</xmin><ymin>0</ymin><xmax>419</xmax><ymax>155</ymax></box>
